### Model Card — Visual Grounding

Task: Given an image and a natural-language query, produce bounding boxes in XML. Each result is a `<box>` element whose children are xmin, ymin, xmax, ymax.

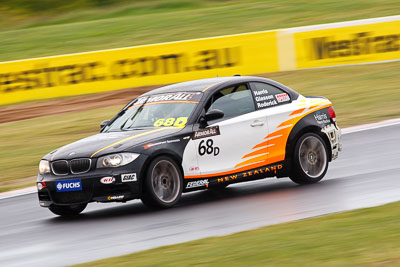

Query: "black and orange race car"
<box><xmin>37</xmin><ymin>76</ymin><xmax>341</xmax><ymax>216</ymax></box>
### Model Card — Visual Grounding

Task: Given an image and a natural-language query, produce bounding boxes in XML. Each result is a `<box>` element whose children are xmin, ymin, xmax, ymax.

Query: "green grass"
<box><xmin>75</xmin><ymin>201</ymin><xmax>400</xmax><ymax>266</ymax></box>
<box><xmin>1</xmin><ymin>60</ymin><xmax>399</xmax><ymax>192</ymax></box>
<box><xmin>1</xmin><ymin>0</ymin><xmax>400</xmax><ymax>61</ymax></box>
<box><xmin>0</xmin><ymin>105</ymin><xmax>121</xmax><ymax>191</ymax></box>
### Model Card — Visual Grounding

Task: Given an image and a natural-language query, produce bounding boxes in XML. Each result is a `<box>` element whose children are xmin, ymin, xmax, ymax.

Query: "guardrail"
<box><xmin>1</xmin><ymin>15</ymin><xmax>399</xmax><ymax>105</ymax></box>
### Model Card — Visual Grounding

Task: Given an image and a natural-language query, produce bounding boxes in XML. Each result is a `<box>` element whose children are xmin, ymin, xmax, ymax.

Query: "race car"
<box><xmin>37</xmin><ymin>76</ymin><xmax>341</xmax><ymax>216</ymax></box>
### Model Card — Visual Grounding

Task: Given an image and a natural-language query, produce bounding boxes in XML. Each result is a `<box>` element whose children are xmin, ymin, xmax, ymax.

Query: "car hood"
<box><xmin>45</xmin><ymin>127</ymin><xmax>183</xmax><ymax>161</ymax></box>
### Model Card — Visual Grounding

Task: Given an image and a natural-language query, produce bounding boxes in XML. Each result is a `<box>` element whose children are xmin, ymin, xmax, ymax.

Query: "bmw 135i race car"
<box><xmin>37</xmin><ymin>76</ymin><xmax>341</xmax><ymax>216</ymax></box>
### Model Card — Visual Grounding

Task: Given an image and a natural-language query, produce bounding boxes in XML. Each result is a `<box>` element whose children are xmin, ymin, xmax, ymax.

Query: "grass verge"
<box><xmin>1</xmin><ymin>0</ymin><xmax>400</xmax><ymax>61</ymax></box>
<box><xmin>1</xmin><ymin>60</ymin><xmax>399</xmax><ymax>192</ymax></box>
<box><xmin>75</xmin><ymin>201</ymin><xmax>400</xmax><ymax>266</ymax></box>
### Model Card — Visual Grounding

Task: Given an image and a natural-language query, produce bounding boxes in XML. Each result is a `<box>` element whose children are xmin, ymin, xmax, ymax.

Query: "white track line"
<box><xmin>342</xmin><ymin>118</ymin><xmax>400</xmax><ymax>134</ymax></box>
<box><xmin>0</xmin><ymin>186</ymin><xmax>37</xmax><ymax>200</ymax></box>
<box><xmin>1</xmin><ymin>118</ymin><xmax>399</xmax><ymax>200</ymax></box>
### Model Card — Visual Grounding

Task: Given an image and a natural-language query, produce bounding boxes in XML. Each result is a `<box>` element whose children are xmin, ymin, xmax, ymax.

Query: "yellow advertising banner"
<box><xmin>0</xmin><ymin>31</ymin><xmax>278</xmax><ymax>105</ymax></box>
<box><xmin>294</xmin><ymin>20</ymin><xmax>400</xmax><ymax>69</ymax></box>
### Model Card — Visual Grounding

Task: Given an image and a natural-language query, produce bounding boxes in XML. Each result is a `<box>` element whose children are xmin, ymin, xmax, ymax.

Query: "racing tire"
<box><xmin>48</xmin><ymin>203</ymin><xmax>87</xmax><ymax>217</ymax></box>
<box><xmin>289</xmin><ymin>132</ymin><xmax>329</xmax><ymax>185</ymax></box>
<box><xmin>141</xmin><ymin>156</ymin><xmax>183</xmax><ymax>209</ymax></box>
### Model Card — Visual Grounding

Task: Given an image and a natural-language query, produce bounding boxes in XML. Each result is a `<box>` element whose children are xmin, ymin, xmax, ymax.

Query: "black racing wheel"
<box><xmin>141</xmin><ymin>156</ymin><xmax>183</xmax><ymax>209</ymax></box>
<box><xmin>289</xmin><ymin>132</ymin><xmax>329</xmax><ymax>185</ymax></box>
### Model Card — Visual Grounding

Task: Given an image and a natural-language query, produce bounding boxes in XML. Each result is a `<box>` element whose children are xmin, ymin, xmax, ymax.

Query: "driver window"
<box><xmin>205</xmin><ymin>84</ymin><xmax>255</xmax><ymax>119</ymax></box>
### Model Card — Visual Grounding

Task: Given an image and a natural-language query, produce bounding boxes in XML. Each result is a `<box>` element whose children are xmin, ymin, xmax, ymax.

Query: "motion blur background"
<box><xmin>0</xmin><ymin>1</ymin><xmax>400</xmax><ymax>265</ymax></box>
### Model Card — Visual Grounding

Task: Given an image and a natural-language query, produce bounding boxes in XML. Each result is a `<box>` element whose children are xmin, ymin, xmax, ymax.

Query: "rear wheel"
<box><xmin>48</xmin><ymin>203</ymin><xmax>87</xmax><ymax>217</ymax></box>
<box><xmin>141</xmin><ymin>156</ymin><xmax>183</xmax><ymax>209</ymax></box>
<box><xmin>290</xmin><ymin>133</ymin><xmax>329</xmax><ymax>185</ymax></box>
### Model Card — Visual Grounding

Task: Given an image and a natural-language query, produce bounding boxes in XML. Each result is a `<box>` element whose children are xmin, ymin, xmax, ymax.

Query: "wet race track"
<box><xmin>1</xmin><ymin>122</ymin><xmax>400</xmax><ymax>266</ymax></box>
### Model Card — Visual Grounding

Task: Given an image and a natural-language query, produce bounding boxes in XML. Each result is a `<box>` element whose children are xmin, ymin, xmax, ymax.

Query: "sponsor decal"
<box><xmin>186</xmin><ymin>179</ymin><xmax>209</xmax><ymax>189</ymax></box>
<box><xmin>135</xmin><ymin>92</ymin><xmax>203</xmax><ymax>106</ymax></box>
<box><xmin>308</xmin><ymin>32</ymin><xmax>400</xmax><ymax>61</ymax></box>
<box><xmin>193</xmin><ymin>126</ymin><xmax>220</xmax><ymax>140</ymax></box>
<box><xmin>107</xmin><ymin>195</ymin><xmax>124</xmax><ymax>201</ymax></box>
<box><xmin>189</xmin><ymin>166</ymin><xmax>199</xmax><ymax>172</ymax></box>
<box><xmin>216</xmin><ymin>164</ymin><xmax>283</xmax><ymax>184</ymax></box>
<box><xmin>121</xmin><ymin>173</ymin><xmax>137</xmax><ymax>182</ymax></box>
<box><xmin>144</xmin><ymin>139</ymin><xmax>180</xmax><ymax>149</ymax></box>
<box><xmin>314</xmin><ymin>111</ymin><xmax>330</xmax><ymax>124</ymax></box>
<box><xmin>275</xmin><ymin>93</ymin><xmax>290</xmax><ymax>103</ymax></box>
<box><xmin>198</xmin><ymin>139</ymin><xmax>220</xmax><ymax>156</ymax></box>
<box><xmin>100</xmin><ymin>177</ymin><xmax>115</xmax><ymax>184</ymax></box>
<box><xmin>56</xmin><ymin>179</ymin><xmax>82</xmax><ymax>192</ymax></box>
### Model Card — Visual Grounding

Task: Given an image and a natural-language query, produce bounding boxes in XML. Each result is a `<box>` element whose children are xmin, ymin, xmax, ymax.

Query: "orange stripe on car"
<box><xmin>289</xmin><ymin>108</ymin><xmax>306</xmax><ymax>116</ymax></box>
<box><xmin>185</xmin><ymin>160</ymin><xmax>269</xmax><ymax>179</ymax></box>
<box><xmin>242</xmin><ymin>146</ymin><xmax>271</xmax><ymax>159</ymax></box>
<box><xmin>235</xmin><ymin>153</ymin><xmax>268</xmax><ymax>168</ymax></box>
<box><xmin>234</xmin><ymin>102</ymin><xmax>332</xmax><ymax>170</ymax></box>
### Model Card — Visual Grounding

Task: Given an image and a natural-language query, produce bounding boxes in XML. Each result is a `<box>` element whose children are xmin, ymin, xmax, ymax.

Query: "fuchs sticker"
<box><xmin>121</xmin><ymin>173</ymin><xmax>137</xmax><ymax>182</ymax></box>
<box><xmin>193</xmin><ymin>126</ymin><xmax>220</xmax><ymax>140</ymax></box>
<box><xmin>186</xmin><ymin>179</ymin><xmax>209</xmax><ymax>189</ymax></box>
<box><xmin>56</xmin><ymin>179</ymin><xmax>82</xmax><ymax>192</ymax></box>
<box><xmin>100</xmin><ymin>177</ymin><xmax>115</xmax><ymax>184</ymax></box>
<box><xmin>275</xmin><ymin>93</ymin><xmax>290</xmax><ymax>103</ymax></box>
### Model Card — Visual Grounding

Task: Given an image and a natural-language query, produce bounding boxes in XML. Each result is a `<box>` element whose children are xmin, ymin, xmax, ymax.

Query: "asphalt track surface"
<box><xmin>1</xmin><ymin>123</ymin><xmax>400</xmax><ymax>267</ymax></box>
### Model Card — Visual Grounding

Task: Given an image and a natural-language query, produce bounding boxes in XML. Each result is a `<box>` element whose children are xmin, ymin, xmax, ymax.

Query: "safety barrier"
<box><xmin>1</xmin><ymin>15</ymin><xmax>399</xmax><ymax>105</ymax></box>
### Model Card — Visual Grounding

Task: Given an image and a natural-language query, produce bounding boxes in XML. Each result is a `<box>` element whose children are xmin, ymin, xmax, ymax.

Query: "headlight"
<box><xmin>39</xmin><ymin>160</ymin><xmax>50</xmax><ymax>174</ymax></box>
<box><xmin>97</xmin><ymin>153</ymin><xmax>139</xmax><ymax>168</ymax></box>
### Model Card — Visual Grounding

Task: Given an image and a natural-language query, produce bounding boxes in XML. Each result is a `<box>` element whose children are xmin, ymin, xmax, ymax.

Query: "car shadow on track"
<box><xmin>47</xmin><ymin>178</ymin><xmax>340</xmax><ymax>223</ymax></box>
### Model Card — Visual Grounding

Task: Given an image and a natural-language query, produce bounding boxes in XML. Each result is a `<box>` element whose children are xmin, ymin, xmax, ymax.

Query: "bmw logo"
<box><xmin>68</xmin><ymin>152</ymin><xmax>76</xmax><ymax>156</ymax></box>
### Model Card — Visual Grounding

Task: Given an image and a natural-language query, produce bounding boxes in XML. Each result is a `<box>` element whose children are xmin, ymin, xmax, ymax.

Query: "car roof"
<box><xmin>140</xmin><ymin>76</ymin><xmax>299</xmax><ymax>99</ymax></box>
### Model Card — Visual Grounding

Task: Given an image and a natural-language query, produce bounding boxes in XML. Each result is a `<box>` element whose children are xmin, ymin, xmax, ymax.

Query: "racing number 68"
<box><xmin>198</xmin><ymin>139</ymin><xmax>220</xmax><ymax>156</ymax></box>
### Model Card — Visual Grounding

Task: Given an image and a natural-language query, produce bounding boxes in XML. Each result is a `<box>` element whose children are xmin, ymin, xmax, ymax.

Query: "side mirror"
<box><xmin>100</xmin><ymin>120</ymin><xmax>110</xmax><ymax>130</ymax></box>
<box><xmin>204</xmin><ymin>109</ymin><xmax>224</xmax><ymax>121</ymax></box>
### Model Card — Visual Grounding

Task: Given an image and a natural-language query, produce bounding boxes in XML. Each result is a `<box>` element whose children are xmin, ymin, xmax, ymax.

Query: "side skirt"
<box><xmin>183</xmin><ymin>161</ymin><xmax>285</xmax><ymax>192</ymax></box>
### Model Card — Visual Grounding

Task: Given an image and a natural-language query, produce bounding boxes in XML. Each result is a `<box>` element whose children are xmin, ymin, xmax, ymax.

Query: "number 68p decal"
<box><xmin>153</xmin><ymin>117</ymin><xmax>188</xmax><ymax>127</ymax></box>
<box><xmin>198</xmin><ymin>139</ymin><xmax>220</xmax><ymax>156</ymax></box>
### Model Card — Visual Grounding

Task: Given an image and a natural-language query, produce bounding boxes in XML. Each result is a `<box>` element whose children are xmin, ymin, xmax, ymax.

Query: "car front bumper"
<box><xmin>37</xmin><ymin>157</ymin><xmax>145</xmax><ymax>207</ymax></box>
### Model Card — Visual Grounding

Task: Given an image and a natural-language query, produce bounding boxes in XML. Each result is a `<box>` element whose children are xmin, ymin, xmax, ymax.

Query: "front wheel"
<box><xmin>141</xmin><ymin>156</ymin><xmax>183</xmax><ymax>209</ymax></box>
<box><xmin>289</xmin><ymin>133</ymin><xmax>329</xmax><ymax>185</ymax></box>
<box><xmin>48</xmin><ymin>203</ymin><xmax>87</xmax><ymax>217</ymax></box>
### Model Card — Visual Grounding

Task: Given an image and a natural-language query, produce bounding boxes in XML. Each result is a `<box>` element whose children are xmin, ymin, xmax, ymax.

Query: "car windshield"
<box><xmin>105</xmin><ymin>91</ymin><xmax>203</xmax><ymax>131</ymax></box>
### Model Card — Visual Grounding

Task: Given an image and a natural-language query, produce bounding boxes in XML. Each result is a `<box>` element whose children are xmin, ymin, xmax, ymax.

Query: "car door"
<box><xmin>193</xmin><ymin>83</ymin><xmax>270</xmax><ymax>177</ymax></box>
<box><xmin>248</xmin><ymin>81</ymin><xmax>297</xmax><ymax>166</ymax></box>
